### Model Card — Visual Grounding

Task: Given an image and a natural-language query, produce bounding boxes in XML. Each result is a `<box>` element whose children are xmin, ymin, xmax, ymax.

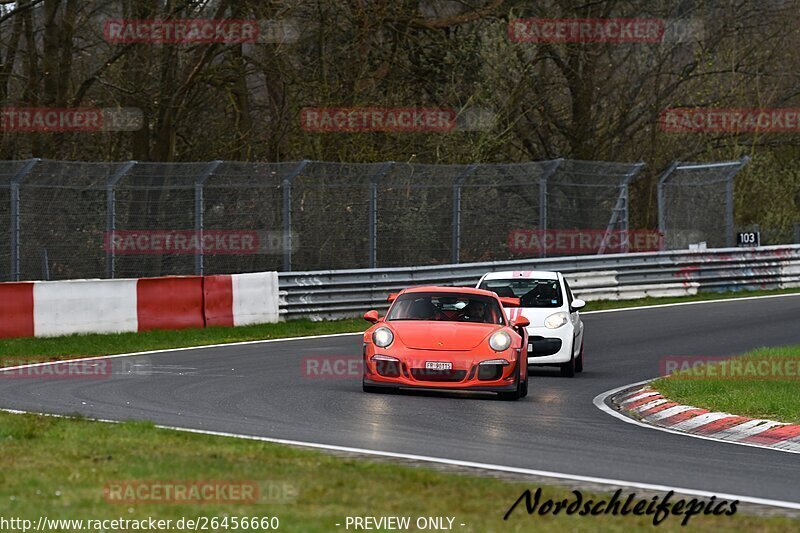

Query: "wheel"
<box><xmin>559</xmin><ymin>340</ymin><xmax>576</xmax><ymax>378</ymax></box>
<box><xmin>575</xmin><ymin>341</ymin><xmax>584</xmax><ymax>373</ymax></box>
<box><xmin>520</xmin><ymin>372</ymin><xmax>529</xmax><ymax>398</ymax></box>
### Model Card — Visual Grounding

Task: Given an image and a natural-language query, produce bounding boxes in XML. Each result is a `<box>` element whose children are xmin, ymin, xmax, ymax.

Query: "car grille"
<box><xmin>477</xmin><ymin>364</ymin><xmax>504</xmax><ymax>381</ymax></box>
<box><xmin>529</xmin><ymin>335</ymin><xmax>562</xmax><ymax>356</ymax></box>
<box><xmin>410</xmin><ymin>368</ymin><xmax>467</xmax><ymax>382</ymax></box>
<box><xmin>375</xmin><ymin>360</ymin><xmax>401</xmax><ymax>378</ymax></box>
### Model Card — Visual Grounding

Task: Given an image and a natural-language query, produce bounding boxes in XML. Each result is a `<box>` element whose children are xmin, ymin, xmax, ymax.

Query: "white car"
<box><xmin>476</xmin><ymin>270</ymin><xmax>585</xmax><ymax>377</ymax></box>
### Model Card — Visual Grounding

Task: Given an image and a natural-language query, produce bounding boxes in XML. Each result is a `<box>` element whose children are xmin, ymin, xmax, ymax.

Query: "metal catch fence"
<box><xmin>657</xmin><ymin>157</ymin><xmax>749</xmax><ymax>249</ymax></box>
<box><xmin>0</xmin><ymin>157</ymin><xmax>751</xmax><ymax>281</ymax></box>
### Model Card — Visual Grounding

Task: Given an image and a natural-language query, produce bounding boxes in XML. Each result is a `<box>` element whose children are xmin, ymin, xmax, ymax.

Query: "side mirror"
<box><xmin>363</xmin><ymin>310</ymin><xmax>380</xmax><ymax>323</ymax></box>
<box><xmin>513</xmin><ymin>316</ymin><xmax>530</xmax><ymax>328</ymax></box>
<box><xmin>387</xmin><ymin>293</ymin><xmax>399</xmax><ymax>303</ymax></box>
<box><xmin>571</xmin><ymin>299</ymin><xmax>586</xmax><ymax>311</ymax></box>
<box><xmin>499</xmin><ymin>297</ymin><xmax>521</xmax><ymax>308</ymax></box>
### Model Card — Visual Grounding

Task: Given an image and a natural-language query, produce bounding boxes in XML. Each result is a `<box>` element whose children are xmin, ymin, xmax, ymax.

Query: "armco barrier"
<box><xmin>0</xmin><ymin>272</ymin><xmax>279</xmax><ymax>339</ymax></box>
<box><xmin>278</xmin><ymin>245</ymin><xmax>800</xmax><ymax>320</ymax></box>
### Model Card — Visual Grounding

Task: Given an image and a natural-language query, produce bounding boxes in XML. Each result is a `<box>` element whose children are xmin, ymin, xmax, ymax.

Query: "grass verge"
<box><xmin>652</xmin><ymin>345</ymin><xmax>800</xmax><ymax>423</ymax></box>
<box><xmin>0</xmin><ymin>319</ymin><xmax>364</xmax><ymax>366</ymax></box>
<box><xmin>580</xmin><ymin>287</ymin><xmax>800</xmax><ymax>312</ymax></box>
<box><xmin>0</xmin><ymin>411</ymin><xmax>794</xmax><ymax>531</ymax></box>
<box><xmin>1</xmin><ymin>287</ymin><xmax>798</xmax><ymax>366</ymax></box>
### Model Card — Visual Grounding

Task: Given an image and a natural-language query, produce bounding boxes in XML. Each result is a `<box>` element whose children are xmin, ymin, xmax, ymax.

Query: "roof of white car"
<box><xmin>482</xmin><ymin>270</ymin><xmax>559</xmax><ymax>281</ymax></box>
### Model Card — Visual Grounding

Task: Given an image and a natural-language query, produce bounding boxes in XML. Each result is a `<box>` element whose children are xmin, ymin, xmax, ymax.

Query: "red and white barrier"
<box><xmin>35</xmin><ymin>278</ymin><xmax>138</xmax><ymax>336</ymax></box>
<box><xmin>0</xmin><ymin>272</ymin><xmax>279</xmax><ymax>339</ymax></box>
<box><xmin>231</xmin><ymin>272</ymin><xmax>281</xmax><ymax>326</ymax></box>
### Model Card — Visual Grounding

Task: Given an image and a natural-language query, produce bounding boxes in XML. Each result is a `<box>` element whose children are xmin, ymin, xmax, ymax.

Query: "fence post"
<box><xmin>620</xmin><ymin>161</ymin><xmax>645</xmax><ymax>253</ymax></box>
<box><xmin>9</xmin><ymin>158</ymin><xmax>40</xmax><ymax>281</ymax></box>
<box><xmin>451</xmin><ymin>164</ymin><xmax>477</xmax><ymax>264</ymax></box>
<box><xmin>105</xmin><ymin>160</ymin><xmax>137</xmax><ymax>279</ymax></box>
<box><xmin>656</xmin><ymin>161</ymin><xmax>680</xmax><ymax>249</ymax></box>
<box><xmin>598</xmin><ymin>161</ymin><xmax>644</xmax><ymax>255</ymax></box>
<box><xmin>194</xmin><ymin>160</ymin><xmax>223</xmax><ymax>275</ymax></box>
<box><xmin>282</xmin><ymin>160</ymin><xmax>310</xmax><ymax>272</ymax></box>
<box><xmin>368</xmin><ymin>161</ymin><xmax>395</xmax><ymax>269</ymax></box>
<box><xmin>538</xmin><ymin>158</ymin><xmax>562</xmax><ymax>258</ymax></box>
<box><xmin>724</xmin><ymin>155</ymin><xmax>750</xmax><ymax>247</ymax></box>
<box><xmin>41</xmin><ymin>248</ymin><xmax>49</xmax><ymax>281</ymax></box>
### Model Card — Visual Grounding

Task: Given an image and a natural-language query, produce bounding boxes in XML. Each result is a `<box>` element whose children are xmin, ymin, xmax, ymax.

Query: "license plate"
<box><xmin>425</xmin><ymin>361</ymin><xmax>452</xmax><ymax>370</ymax></box>
<box><xmin>528</xmin><ymin>343</ymin><xmax>533</xmax><ymax>352</ymax></box>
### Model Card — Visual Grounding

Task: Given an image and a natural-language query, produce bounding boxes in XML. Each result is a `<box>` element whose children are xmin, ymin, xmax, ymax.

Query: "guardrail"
<box><xmin>278</xmin><ymin>245</ymin><xmax>800</xmax><ymax>320</ymax></box>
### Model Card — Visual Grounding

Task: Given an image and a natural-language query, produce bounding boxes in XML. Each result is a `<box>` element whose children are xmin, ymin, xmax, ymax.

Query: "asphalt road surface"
<box><xmin>1</xmin><ymin>295</ymin><xmax>799</xmax><ymax>504</ymax></box>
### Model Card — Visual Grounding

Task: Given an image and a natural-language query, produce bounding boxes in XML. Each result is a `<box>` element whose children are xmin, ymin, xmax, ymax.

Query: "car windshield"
<box><xmin>386</xmin><ymin>292</ymin><xmax>505</xmax><ymax>324</ymax></box>
<box><xmin>479</xmin><ymin>279</ymin><xmax>563</xmax><ymax>308</ymax></box>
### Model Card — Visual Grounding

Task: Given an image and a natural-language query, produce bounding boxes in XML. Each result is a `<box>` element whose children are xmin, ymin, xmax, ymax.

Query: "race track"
<box><xmin>1</xmin><ymin>295</ymin><xmax>799</xmax><ymax>505</ymax></box>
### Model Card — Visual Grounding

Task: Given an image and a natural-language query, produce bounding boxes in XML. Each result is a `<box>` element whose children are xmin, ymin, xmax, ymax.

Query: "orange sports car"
<box><xmin>361</xmin><ymin>286</ymin><xmax>530</xmax><ymax>400</ymax></box>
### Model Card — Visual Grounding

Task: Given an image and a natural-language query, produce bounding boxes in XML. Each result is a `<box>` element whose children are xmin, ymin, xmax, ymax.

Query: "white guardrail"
<box><xmin>278</xmin><ymin>245</ymin><xmax>800</xmax><ymax>320</ymax></box>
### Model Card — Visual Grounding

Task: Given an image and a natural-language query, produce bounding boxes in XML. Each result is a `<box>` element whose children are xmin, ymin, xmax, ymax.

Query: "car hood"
<box><xmin>391</xmin><ymin>321</ymin><xmax>499</xmax><ymax>351</ymax></box>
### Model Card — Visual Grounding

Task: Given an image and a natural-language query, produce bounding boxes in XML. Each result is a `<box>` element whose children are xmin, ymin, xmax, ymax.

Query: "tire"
<box><xmin>362</xmin><ymin>379</ymin><xmax>386</xmax><ymax>394</ymax></box>
<box><xmin>498</xmin><ymin>361</ymin><xmax>524</xmax><ymax>401</ymax></box>
<box><xmin>575</xmin><ymin>341</ymin><xmax>584</xmax><ymax>373</ymax></box>
<box><xmin>559</xmin><ymin>341</ymin><xmax>576</xmax><ymax>378</ymax></box>
<box><xmin>520</xmin><ymin>372</ymin><xmax>529</xmax><ymax>398</ymax></box>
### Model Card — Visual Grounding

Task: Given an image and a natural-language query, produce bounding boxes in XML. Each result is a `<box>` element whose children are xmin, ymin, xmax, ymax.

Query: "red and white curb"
<box><xmin>614</xmin><ymin>385</ymin><xmax>800</xmax><ymax>452</ymax></box>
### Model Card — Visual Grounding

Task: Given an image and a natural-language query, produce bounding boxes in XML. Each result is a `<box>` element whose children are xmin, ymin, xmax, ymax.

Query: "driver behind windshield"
<box><xmin>387</xmin><ymin>293</ymin><xmax>503</xmax><ymax>324</ymax></box>
<box><xmin>461</xmin><ymin>300</ymin><xmax>486</xmax><ymax>322</ymax></box>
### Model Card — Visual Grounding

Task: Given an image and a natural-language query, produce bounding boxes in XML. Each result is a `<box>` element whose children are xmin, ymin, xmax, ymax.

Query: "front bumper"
<box><xmin>363</xmin><ymin>377</ymin><xmax>518</xmax><ymax>392</ymax></box>
<box><xmin>525</xmin><ymin>325</ymin><xmax>573</xmax><ymax>364</ymax></box>
<box><xmin>363</xmin><ymin>349</ymin><xmax>521</xmax><ymax>391</ymax></box>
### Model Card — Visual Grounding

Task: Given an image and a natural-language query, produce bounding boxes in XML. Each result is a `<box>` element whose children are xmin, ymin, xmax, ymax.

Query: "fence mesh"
<box><xmin>658</xmin><ymin>158</ymin><xmax>748</xmax><ymax>249</ymax></box>
<box><xmin>460</xmin><ymin>162</ymin><xmax>555</xmax><ymax>262</ymax></box>
<box><xmin>113</xmin><ymin>162</ymin><xmax>202</xmax><ymax>278</ymax></box>
<box><xmin>0</xmin><ymin>158</ymin><xmax>750</xmax><ymax>281</ymax></box>
<box><xmin>18</xmin><ymin>161</ymin><xmax>117</xmax><ymax>281</ymax></box>
<box><xmin>202</xmin><ymin>161</ymin><xmax>289</xmax><ymax>274</ymax></box>
<box><xmin>0</xmin><ymin>160</ymin><xmax>29</xmax><ymax>281</ymax></box>
<box><xmin>548</xmin><ymin>160</ymin><xmax>642</xmax><ymax>231</ymax></box>
<box><xmin>378</xmin><ymin>163</ymin><xmax>460</xmax><ymax>267</ymax></box>
<box><xmin>293</xmin><ymin>162</ymin><xmax>384</xmax><ymax>271</ymax></box>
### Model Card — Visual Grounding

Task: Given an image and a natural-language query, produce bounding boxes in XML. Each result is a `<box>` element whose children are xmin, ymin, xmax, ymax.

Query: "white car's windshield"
<box><xmin>479</xmin><ymin>279</ymin><xmax>563</xmax><ymax>308</ymax></box>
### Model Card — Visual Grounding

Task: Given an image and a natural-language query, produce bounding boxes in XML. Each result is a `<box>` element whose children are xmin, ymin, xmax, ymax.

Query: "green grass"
<box><xmin>0</xmin><ymin>319</ymin><xmax>364</xmax><ymax>366</ymax></box>
<box><xmin>580</xmin><ymin>287</ymin><xmax>800</xmax><ymax>312</ymax></box>
<box><xmin>0</xmin><ymin>411</ymin><xmax>794</xmax><ymax>532</ymax></box>
<box><xmin>1</xmin><ymin>287</ymin><xmax>798</xmax><ymax>367</ymax></box>
<box><xmin>1</xmin><ymin>290</ymin><xmax>799</xmax><ymax>530</ymax></box>
<box><xmin>652</xmin><ymin>345</ymin><xmax>800</xmax><ymax>423</ymax></box>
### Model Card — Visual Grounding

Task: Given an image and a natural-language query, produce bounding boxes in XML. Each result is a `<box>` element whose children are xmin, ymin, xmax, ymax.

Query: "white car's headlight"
<box><xmin>489</xmin><ymin>331</ymin><xmax>512</xmax><ymax>352</ymax></box>
<box><xmin>544</xmin><ymin>312</ymin><xmax>569</xmax><ymax>329</ymax></box>
<box><xmin>372</xmin><ymin>327</ymin><xmax>394</xmax><ymax>348</ymax></box>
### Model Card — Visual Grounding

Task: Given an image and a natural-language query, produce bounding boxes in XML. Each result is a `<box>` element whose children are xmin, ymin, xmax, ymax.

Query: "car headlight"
<box><xmin>544</xmin><ymin>312</ymin><xmax>568</xmax><ymax>329</ymax></box>
<box><xmin>489</xmin><ymin>331</ymin><xmax>512</xmax><ymax>352</ymax></box>
<box><xmin>372</xmin><ymin>327</ymin><xmax>394</xmax><ymax>348</ymax></box>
